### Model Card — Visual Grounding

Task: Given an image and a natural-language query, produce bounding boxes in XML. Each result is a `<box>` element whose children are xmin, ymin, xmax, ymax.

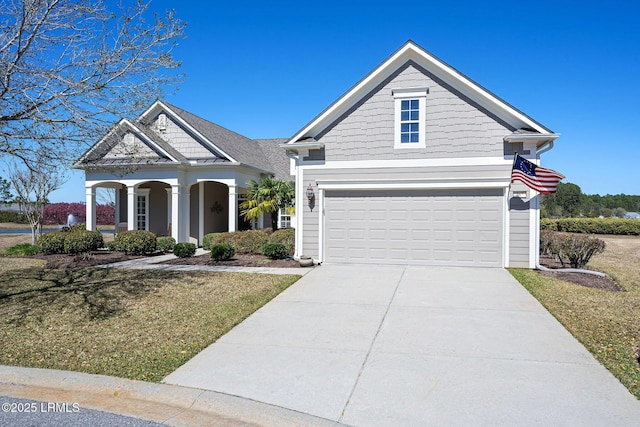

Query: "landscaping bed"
<box><xmin>537</xmin><ymin>255</ymin><xmax>621</xmax><ymax>292</ymax></box>
<box><xmin>162</xmin><ymin>252</ymin><xmax>301</xmax><ymax>268</ymax></box>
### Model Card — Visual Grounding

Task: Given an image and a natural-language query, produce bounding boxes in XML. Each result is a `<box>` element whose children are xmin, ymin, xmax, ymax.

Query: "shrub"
<box><xmin>210</xmin><ymin>243</ymin><xmax>235</xmax><ymax>261</ymax></box>
<box><xmin>210</xmin><ymin>232</ymin><xmax>236</xmax><ymax>248</ymax></box>
<box><xmin>235</xmin><ymin>230</ymin><xmax>269</xmax><ymax>254</ymax></box>
<box><xmin>540</xmin><ymin>231</ymin><xmax>606</xmax><ymax>269</ymax></box>
<box><xmin>202</xmin><ymin>233</ymin><xmax>220</xmax><ymax>250</ymax></box>
<box><xmin>262</xmin><ymin>242</ymin><xmax>288</xmax><ymax>259</ymax></box>
<box><xmin>63</xmin><ymin>230</ymin><xmax>104</xmax><ymax>254</ymax></box>
<box><xmin>541</xmin><ymin>218</ymin><xmax>640</xmax><ymax>235</ymax></box>
<box><xmin>558</xmin><ymin>234</ymin><xmax>606</xmax><ymax>269</ymax></box>
<box><xmin>173</xmin><ymin>242</ymin><xmax>196</xmax><ymax>258</ymax></box>
<box><xmin>269</xmin><ymin>228</ymin><xmax>294</xmax><ymax>256</ymax></box>
<box><xmin>106</xmin><ymin>240</ymin><xmax>119</xmax><ymax>251</ymax></box>
<box><xmin>0</xmin><ymin>210</ymin><xmax>28</xmax><ymax>224</ymax></box>
<box><xmin>4</xmin><ymin>243</ymin><xmax>39</xmax><ymax>256</ymax></box>
<box><xmin>114</xmin><ymin>230</ymin><xmax>157</xmax><ymax>255</ymax></box>
<box><xmin>60</xmin><ymin>223</ymin><xmax>86</xmax><ymax>233</ymax></box>
<box><xmin>38</xmin><ymin>232</ymin><xmax>67</xmax><ymax>254</ymax></box>
<box><xmin>156</xmin><ymin>236</ymin><xmax>176</xmax><ymax>253</ymax></box>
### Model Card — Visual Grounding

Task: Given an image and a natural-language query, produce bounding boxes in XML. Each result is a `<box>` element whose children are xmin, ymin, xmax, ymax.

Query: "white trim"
<box><xmin>503</xmin><ymin>187</ymin><xmax>510</xmax><ymax>268</ymax></box>
<box><xmin>318</xmin><ymin>188</ymin><xmax>324</xmax><ymax>263</ymax></box>
<box><xmin>136</xmin><ymin>188</ymin><xmax>150</xmax><ymax>231</ymax></box>
<box><xmin>316</xmin><ymin>177</ymin><xmax>510</xmax><ymax>191</ymax></box>
<box><xmin>199</xmin><ymin>182</ymin><xmax>205</xmax><ymax>245</ymax></box>
<box><xmin>394</xmin><ymin>91</ymin><xmax>427</xmax><ymax>149</ymax></box>
<box><xmin>301</xmin><ymin>156</ymin><xmax>512</xmax><ymax>170</ymax></box>
<box><xmin>295</xmin><ymin>166</ymin><xmax>304</xmax><ymax>258</ymax></box>
<box><xmin>165</xmin><ymin>188</ymin><xmax>172</xmax><ymax>232</ymax></box>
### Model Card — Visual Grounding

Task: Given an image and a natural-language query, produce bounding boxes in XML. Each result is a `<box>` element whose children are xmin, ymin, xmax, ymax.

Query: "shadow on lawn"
<box><xmin>0</xmin><ymin>267</ymin><xmax>184</xmax><ymax>322</ymax></box>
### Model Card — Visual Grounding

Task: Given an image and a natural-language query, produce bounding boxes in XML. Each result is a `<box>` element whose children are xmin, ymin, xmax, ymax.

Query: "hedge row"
<box><xmin>541</xmin><ymin>218</ymin><xmax>640</xmax><ymax>235</ymax></box>
<box><xmin>203</xmin><ymin>228</ymin><xmax>294</xmax><ymax>256</ymax></box>
<box><xmin>38</xmin><ymin>229</ymin><xmax>104</xmax><ymax>254</ymax></box>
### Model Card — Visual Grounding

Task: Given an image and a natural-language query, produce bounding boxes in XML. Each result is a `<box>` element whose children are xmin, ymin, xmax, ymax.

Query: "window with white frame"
<box><xmin>278</xmin><ymin>208</ymin><xmax>291</xmax><ymax>229</ymax></box>
<box><xmin>393</xmin><ymin>88</ymin><xmax>427</xmax><ymax>149</ymax></box>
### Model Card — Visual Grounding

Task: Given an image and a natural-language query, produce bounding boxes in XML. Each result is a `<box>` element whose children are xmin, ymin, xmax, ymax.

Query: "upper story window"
<box><xmin>393</xmin><ymin>88</ymin><xmax>427</xmax><ymax>149</ymax></box>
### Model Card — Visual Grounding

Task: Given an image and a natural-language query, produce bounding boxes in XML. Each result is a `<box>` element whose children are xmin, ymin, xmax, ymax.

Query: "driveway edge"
<box><xmin>0</xmin><ymin>366</ymin><xmax>341</xmax><ymax>426</ymax></box>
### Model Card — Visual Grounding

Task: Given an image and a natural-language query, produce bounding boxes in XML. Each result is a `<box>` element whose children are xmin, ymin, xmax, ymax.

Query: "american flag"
<box><xmin>511</xmin><ymin>154</ymin><xmax>564</xmax><ymax>194</ymax></box>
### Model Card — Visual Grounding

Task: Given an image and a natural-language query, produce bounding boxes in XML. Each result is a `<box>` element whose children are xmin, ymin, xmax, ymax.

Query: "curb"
<box><xmin>0</xmin><ymin>366</ymin><xmax>342</xmax><ymax>426</ymax></box>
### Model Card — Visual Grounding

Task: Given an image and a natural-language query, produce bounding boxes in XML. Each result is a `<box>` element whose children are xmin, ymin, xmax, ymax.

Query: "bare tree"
<box><xmin>7</xmin><ymin>163</ymin><xmax>67</xmax><ymax>244</ymax></box>
<box><xmin>0</xmin><ymin>0</ymin><xmax>186</xmax><ymax>167</ymax></box>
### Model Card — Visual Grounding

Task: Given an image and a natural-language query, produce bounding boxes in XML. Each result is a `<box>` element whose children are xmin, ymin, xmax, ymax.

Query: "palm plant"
<box><xmin>240</xmin><ymin>177</ymin><xmax>294</xmax><ymax>230</ymax></box>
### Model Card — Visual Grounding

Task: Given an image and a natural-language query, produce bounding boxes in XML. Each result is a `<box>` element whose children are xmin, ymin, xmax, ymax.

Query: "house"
<box><xmin>283</xmin><ymin>41</ymin><xmax>558</xmax><ymax>268</ymax></box>
<box><xmin>77</xmin><ymin>40</ymin><xmax>558</xmax><ymax>269</ymax></box>
<box><xmin>74</xmin><ymin>101</ymin><xmax>291</xmax><ymax>244</ymax></box>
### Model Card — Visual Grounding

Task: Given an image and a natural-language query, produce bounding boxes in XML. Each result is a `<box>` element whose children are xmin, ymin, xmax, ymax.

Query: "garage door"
<box><xmin>324</xmin><ymin>189</ymin><xmax>503</xmax><ymax>267</ymax></box>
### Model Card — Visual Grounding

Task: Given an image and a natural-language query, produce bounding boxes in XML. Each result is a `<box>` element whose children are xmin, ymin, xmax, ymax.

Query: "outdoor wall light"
<box><xmin>306</xmin><ymin>184</ymin><xmax>315</xmax><ymax>211</ymax></box>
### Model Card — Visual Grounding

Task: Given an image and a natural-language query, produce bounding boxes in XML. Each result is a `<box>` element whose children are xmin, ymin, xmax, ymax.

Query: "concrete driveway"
<box><xmin>164</xmin><ymin>265</ymin><xmax>640</xmax><ymax>426</ymax></box>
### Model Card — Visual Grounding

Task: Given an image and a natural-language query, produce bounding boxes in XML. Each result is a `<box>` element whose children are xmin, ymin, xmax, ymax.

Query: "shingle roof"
<box><xmin>162</xmin><ymin>101</ymin><xmax>275</xmax><ymax>173</ymax></box>
<box><xmin>75</xmin><ymin>101</ymin><xmax>291</xmax><ymax>178</ymax></box>
<box><xmin>255</xmin><ymin>138</ymin><xmax>292</xmax><ymax>180</ymax></box>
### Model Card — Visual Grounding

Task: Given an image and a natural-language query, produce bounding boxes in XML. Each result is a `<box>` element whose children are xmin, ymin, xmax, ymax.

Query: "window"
<box><xmin>136</xmin><ymin>189</ymin><xmax>150</xmax><ymax>231</ymax></box>
<box><xmin>400</xmin><ymin>99</ymin><xmax>420</xmax><ymax>143</ymax></box>
<box><xmin>393</xmin><ymin>88</ymin><xmax>427</xmax><ymax>149</ymax></box>
<box><xmin>278</xmin><ymin>208</ymin><xmax>291</xmax><ymax>229</ymax></box>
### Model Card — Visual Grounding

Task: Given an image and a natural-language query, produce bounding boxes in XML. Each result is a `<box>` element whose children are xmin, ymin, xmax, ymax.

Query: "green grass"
<box><xmin>509</xmin><ymin>235</ymin><xmax>640</xmax><ymax>399</ymax></box>
<box><xmin>4</xmin><ymin>243</ymin><xmax>39</xmax><ymax>256</ymax></box>
<box><xmin>0</xmin><ymin>262</ymin><xmax>299</xmax><ymax>382</ymax></box>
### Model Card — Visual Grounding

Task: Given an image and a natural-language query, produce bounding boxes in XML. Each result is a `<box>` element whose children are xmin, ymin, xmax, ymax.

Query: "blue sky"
<box><xmin>52</xmin><ymin>0</ymin><xmax>639</xmax><ymax>202</ymax></box>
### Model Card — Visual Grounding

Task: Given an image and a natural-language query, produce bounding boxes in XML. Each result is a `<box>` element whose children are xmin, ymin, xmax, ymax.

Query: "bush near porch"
<box><xmin>203</xmin><ymin>228</ymin><xmax>294</xmax><ymax>256</ymax></box>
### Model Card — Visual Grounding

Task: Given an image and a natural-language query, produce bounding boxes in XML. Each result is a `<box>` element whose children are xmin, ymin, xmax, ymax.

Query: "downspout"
<box><xmin>536</xmin><ymin>141</ymin><xmax>554</xmax><ymax>156</ymax></box>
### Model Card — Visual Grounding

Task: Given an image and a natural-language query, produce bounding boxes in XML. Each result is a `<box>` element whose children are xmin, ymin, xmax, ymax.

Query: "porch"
<box><xmin>85</xmin><ymin>179</ymin><xmax>257</xmax><ymax>245</ymax></box>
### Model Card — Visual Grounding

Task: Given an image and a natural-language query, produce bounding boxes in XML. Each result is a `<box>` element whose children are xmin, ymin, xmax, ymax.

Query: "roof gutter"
<box><xmin>503</xmin><ymin>133</ymin><xmax>559</xmax><ymax>155</ymax></box>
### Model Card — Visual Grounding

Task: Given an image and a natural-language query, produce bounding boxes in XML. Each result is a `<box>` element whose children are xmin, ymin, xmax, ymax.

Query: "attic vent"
<box><xmin>157</xmin><ymin>113</ymin><xmax>167</xmax><ymax>132</ymax></box>
<box><xmin>124</xmin><ymin>133</ymin><xmax>134</xmax><ymax>144</ymax></box>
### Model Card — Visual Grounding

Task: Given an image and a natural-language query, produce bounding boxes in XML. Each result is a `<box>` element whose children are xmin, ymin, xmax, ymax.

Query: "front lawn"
<box><xmin>510</xmin><ymin>235</ymin><xmax>640</xmax><ymax>399</ymax></box>
<box><xmin>0</xmin><ymin>261</ymin><xmax>299</xmax><ymax>382</ymax></box>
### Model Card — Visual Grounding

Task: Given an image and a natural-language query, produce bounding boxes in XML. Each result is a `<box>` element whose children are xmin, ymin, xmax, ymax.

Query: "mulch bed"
<box><xmin>537</xmin><ymin>255</ymin><xmax>621</xmax><ymax>291</ymax></box>
<box><xmin>161</xmin><ymin>253</ymin><xmax>301</xmax><ymax>268</ymax></box>
<box><xmin>31</xmin><ymin>251</ymin><xmax>146</xmax><ymax>269</ymax></box>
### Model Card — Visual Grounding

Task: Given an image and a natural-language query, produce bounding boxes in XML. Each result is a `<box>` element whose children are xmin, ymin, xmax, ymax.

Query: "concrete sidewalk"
<box><xmin>164</xmin><ymin>264</ymin><xmax>640</xmax><ymax>426</ymax></box>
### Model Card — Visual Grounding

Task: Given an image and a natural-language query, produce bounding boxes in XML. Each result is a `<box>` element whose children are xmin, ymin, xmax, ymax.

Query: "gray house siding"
<box><xmin>315</xmin><ymin>64</ymin><xmax>511</xmax><ymax>162</ymax></box>
<box><xmin>151</xmin><ymin>114</ymin><xmax>217</xmax><ymax>159</ymax></box>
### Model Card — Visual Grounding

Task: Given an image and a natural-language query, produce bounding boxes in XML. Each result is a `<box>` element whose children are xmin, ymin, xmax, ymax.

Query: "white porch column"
<box><xmin>172</xmin><ymin>184</ymin><xmax>190</xmax><ymax>242</ymax></box>
<box><xmin>114</xmin><ymin>188</ymin><xmax>120</xmax><ymax>231</ymax></box>
<box><xmin>199</xmin><ymin>182</ymin><xmax>205</xmax><ymax>246</ymax></box>
<box><xmin>228</xmin><ymin>184</ymin><xmax>237</xmax><ymax>232</ymax></box>
<box><xmin>85</xmin><ymin>186</ymin><xmax>96</xmax><ymax>231</ymax></box>
<box><xmin>165</xmin><ymin>188</ymin><xmax>172</xmax><ymax>236</ymax></box>
<box><xmin>127</xmin><ymin>186</ymin><xmax>136</xmax><ymax>230</ymax></box>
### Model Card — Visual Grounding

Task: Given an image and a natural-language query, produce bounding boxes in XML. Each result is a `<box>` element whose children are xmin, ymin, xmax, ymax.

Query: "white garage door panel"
<box><xmin>324</xmin><ymin>189</ymin><xmax>503</xmax><ymax>267</ymax></box>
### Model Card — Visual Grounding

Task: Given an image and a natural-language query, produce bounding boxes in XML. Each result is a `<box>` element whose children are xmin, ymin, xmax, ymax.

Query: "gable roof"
<box><xmin>75</xmin><ymin>101</ymin><xmax>281</xmax><ymax>174</ymax></box>
<box><xmin>286</xmin><ymin>40</ymin><xmax>555</xmax><ymax>147</ymax></box>
<box><xmin>75</xmin><ymin>118</ymin><xmax>186</xmax><ymax>167</ymax></box>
